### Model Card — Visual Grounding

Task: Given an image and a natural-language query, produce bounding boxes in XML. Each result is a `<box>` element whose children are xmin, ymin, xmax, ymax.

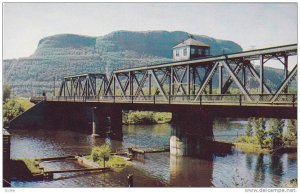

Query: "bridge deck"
<box><xmin>45</xmin><ymin>94</ymin><xmax>297</xmax><ymax>108</ymax></box>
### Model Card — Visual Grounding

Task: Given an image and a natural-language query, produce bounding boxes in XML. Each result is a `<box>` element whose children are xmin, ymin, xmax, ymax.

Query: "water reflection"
<box><xmin>270</xmin><ymin>155</ymin><xmax>284</xmax><ymax>185</ymax></box>
<box><xmin>8</xmin><ymin>119</ymin><xmax>297</xmax><ymax>188</ymax></box>
<box><xmin>246</xmin><ymin>154</ymin><xmax>253</xmax><ymax>170</ymax></box>
<box><xmin>287</xmin><ymin>153</ymin><xmax>297</xmax><ymax>168</ymax></box>
<box><xmin>254</xmin><ymin>154</ymin><xmax>266</xmax><ymax>184</ymax></box>
<box><xmin>170</xmin><ymin>155</ymin><xmax>213</xmax><ymax>187</ymax></box>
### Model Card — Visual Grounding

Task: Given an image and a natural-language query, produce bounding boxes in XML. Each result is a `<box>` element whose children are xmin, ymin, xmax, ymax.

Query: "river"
<box><xmin>9</xmin><ymin>118</ymin><xmax>297</xmax><ymax>187</ymax></box>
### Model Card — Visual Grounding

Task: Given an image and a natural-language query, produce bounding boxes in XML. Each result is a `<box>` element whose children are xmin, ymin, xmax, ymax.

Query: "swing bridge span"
<box><xmin>40</xmin><ymin>44</ymin><xmax>297</xmax><ymax>117</ymax></box>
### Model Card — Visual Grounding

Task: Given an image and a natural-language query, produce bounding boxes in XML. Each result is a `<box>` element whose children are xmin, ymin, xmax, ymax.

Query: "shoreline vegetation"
<box><xmin>84</xmin><ymin>145</ymin><xmax>127</xmax><ymax>169</ymax></box>
<box><xmin>3</xmin><ymin>85</ymin><xmax>35</xmax><ymax>127</ymax></box>
<box><xmin>12</xmin><ymin>158</ymin><xmax>41</xmax><ymax>174</ymax></box>
<box><xmin>3</xmin><ymin>97</ymin><xmax>34</xmax><ymax>127</ymax></box>
<box><xmin>122</xmin><ymin>110</ymin><xmax>172</xmax><ymax>125</ymax></box>
<box><xmin>234</xmin><ymin>142</ymin><xmax>271</xmax><ymax>154</ymax></box>
<box><xmin>235</xmin><ymin>118</ymin><xmax>297</xmax><ymax>154</ymax></box>
<box><xmin>10</xmin><ymin>145</ymin><xmax>128</xmax><ymax>181</ymax></box>
<box><xmin>10</xmin><ymin>159</ymin><xmax>43</xmax><ymax>180</ymax></box>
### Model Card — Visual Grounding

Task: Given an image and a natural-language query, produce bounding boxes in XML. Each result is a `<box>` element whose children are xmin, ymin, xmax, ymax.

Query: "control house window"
<box><xmin>176</xmin><ymin>49</ymin><xmax>179</xmax><ymax>56</ymax></box>
<box><xmin>191</xmin><ymin>48</ymin><xmax>195</xmax><ymax>55</ymax></box>
<box><xmin>183</xmin><ymin>48</ymin><xmax>187</xmax><ymax>56</ymax></box>
<box><xmin>205</xmin><ymin>48</ymin><xmax>210</xmax><ymax>55</ymax></box>
<box><xmin>198</xmin><ymin>48</ymin><xmax>203</xmax><ymax>55</ymax></box>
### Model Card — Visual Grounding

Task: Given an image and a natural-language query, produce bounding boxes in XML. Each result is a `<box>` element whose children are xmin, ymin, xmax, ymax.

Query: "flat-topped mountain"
<box><xmin>3</xmin><ymin>30</ymin><xmax>259</xmax><ymax>96</ymax></box>
<box><xmin>32</xmin><ymin>31</ymin><xmax>242</xmax><ymax>58</ymax></box>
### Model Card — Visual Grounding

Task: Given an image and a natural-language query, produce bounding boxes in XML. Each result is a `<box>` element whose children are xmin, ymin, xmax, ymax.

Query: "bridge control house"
<box><xmin>172</xmin><ymin>37</ymin><xmax>210</xmax><ymax>61</ymax></box>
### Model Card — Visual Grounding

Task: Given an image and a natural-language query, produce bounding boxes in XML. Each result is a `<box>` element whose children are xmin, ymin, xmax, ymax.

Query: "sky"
<box><xmin>3</xmin><ymin>2</ymin><xmax>298</xmax><ymax>59</ymax></box>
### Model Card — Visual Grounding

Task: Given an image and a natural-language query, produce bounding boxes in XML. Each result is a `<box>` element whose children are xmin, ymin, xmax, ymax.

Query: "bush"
<box><xmin>3</xmin><ymin>85</ymin><xmax>11</xmax><ymax>102</ymax></box>
<box><xmin>236</xmin><ymin>136</ymin><xmax>258</xmax><ymax>144</ymax></box>
<box><xmin>87</xmin><ymin>145</ymin><xmax>126</xmax><ymax>168</ymax></box>
<box><xmin>285</xmin><ymin>119</ymin><xmax>297</xmax><ymax>142</ymax></box>
<box><xmin>91</xmin><ymin>145</ymin><xmax>111</xmax><ymax>162</ymax></box>
<box><xmin>123</xmin><ymin>110</ymin><xmax>172</xmax><ymax>125</ymax></box>
<box><xmin>153</xmin><ymin>112</ymin><xmax>172</xmax><ymax>123</ymax></box>
<box><xmin>127</xmin><ymin>111</ymin><xmax>155</xmax><ymax>124</ymax></box>
<box><xmin>3</xmin><ymin>99</ymin><xmax>25</xmax><ymax>127</ymax></box>
<box><xmin>262</xmin><ymin>137</ymin><xmax>272</xmax><ymax>148</ymax></box>
<box><xmin>15</xmin><ymin>98</ymin><xmax>34</xmax><ymax>111</ymax></box>
<box><xmin>108</xmin><ymin>156</ymin><xmax>126</xmax><ymax>166</ymax></box>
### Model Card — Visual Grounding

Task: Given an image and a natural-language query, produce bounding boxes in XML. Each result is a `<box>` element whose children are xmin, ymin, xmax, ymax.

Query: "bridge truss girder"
<box><xmin>103</xmin><ymin>62</ymin><xmax>296</xmax><ymax>103</ymax></box>
<box><xmin>58</xmin><ymin>73</ymin><xmax>112</xmax><ymax>97</ymax></box>
<box><xmin>58</xmin><ymin>44</ymin><xmax>297</xmax><ymax>104</ymax></box>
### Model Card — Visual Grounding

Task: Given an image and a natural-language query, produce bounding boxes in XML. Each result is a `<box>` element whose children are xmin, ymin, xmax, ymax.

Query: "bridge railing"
<box><xmin>46</xmin><ymin>93</ymin><xmax>297</xmax><ymax>107</ymax></box>
<box><xmin>275</xmin><ymin>94</ymin><xmax>297</xmax><ymax>103</ymax></box>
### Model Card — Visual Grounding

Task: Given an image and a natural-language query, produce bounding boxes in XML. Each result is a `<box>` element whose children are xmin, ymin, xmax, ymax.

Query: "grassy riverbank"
<box><xmin>123</xmin><ymin>111</ymin><xmax>172</xmax><ymax>125</ymax></box>
<box><xmin>234</xmin><ymin>135</ymin><xmax>271</xmax><ymax>154</ymax></box>
<box><xmin>20</xmin><ymin>158</ymin><xmax>41</xmax><ymax>173</ymax></box>
<box><xmin>234</xmin><ymin>143</ymin><xmax>271</xmax><ymax>154</ymax></box>
<box><xmin>235</xmin><ymin>118</ymin><xmax>297</xmax><ymax>154</ymax></box>
<box><xmin>11</xmin><ymin>159</ymin><xmax>41</xmax><ymax>173</ymax></box>
<box><xmin>14</xmin><ymin>98</ymin><xmax>34</xmax><ymax>110</ymax></box>
<box><xmin>3</xmin><ymin>97</ymin><xmax>34</xmax><ymax>127</ymax></box>
<box><xmin>84</xmin><ymin>155</ymin><xmax>126</xmax><ymax>167</ymax></box>
<box><xmin>10</xmin><ymin>159</ymin><xmax>42</xmax><ymax>180</ymax></box>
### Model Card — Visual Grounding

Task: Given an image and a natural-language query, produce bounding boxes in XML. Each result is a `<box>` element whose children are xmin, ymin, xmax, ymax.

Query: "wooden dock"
<box><xmin>129</xmin><ymin>146</ymin><xmax>170</xmax><ymax>155</ymax></box>
<box><xmin>44</xmin><ymin>167</ymin><xmax>110</xmax><ymax>174</ymax></box>
<box><xmin>35</xmin><ymin>155</ymin><xmax>76</xmax><ymax>162</ymax></box>
<box><xmin>143</xmin><ymin>148</ymin><xmax>170</xmax><ymax>153</ymax></box>
<box><xmin>33</xmin><ymin>155</ymin><xmax>112</xmax><ymax>180</ymax></box>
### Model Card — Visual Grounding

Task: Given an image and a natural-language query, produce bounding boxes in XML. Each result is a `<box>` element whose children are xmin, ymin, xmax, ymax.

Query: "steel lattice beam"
<box><xmin>194</xmin><ymin>62</ymin><xmax>219</xmax><ymax>101</ymax></box>
<box><xmin>59</xmin><ymin>73</ymin><xmax>111</xmax><ymax>97</ymax></box>
<box><xmin>271</xmin><ymin>65</ymin><xmax>297</xmax><ymax>102</ymax></box>
<box><xmin>58</xmin><ymin>44</ymin><xmax>297</xmax><ymax>105</ymax></box>
<box><xmin>222</xmin><ymin>60</ymin><xmax>252</xmax><ymax>101</ymax></box>
<box><xmin>247</xmin><ymin>62</ymin><xmax>272</xmax><ymax>94</ymax></box>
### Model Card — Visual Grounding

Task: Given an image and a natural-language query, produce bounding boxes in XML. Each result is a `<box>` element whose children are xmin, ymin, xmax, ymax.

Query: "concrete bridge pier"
<box><xmin>109</xmin><ymin>109</ymin><xmax>123</xmax><ymax>140</ymax></box>
<box><xmin>170</xmin><ymin>111</ymin><xmax>214</xmax><ymax>158</ymax></box>
<box><xmin>91</xmin><ymin>107</ymin><xmax>107</xmax><ymax>137</ymax></box>
<box><xmin>91</xmin><ymin>106</ymin><xmax>123</xmax><ymax>140</ymax></box>
<box><xmin>91</xmin><ymin>107</ymin><xmax>99</xmax><ymax>137</ymax></box>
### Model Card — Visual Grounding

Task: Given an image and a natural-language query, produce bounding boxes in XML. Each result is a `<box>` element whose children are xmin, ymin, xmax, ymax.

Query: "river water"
<box><xmin>9</xmin><ymin>118</ymin><xmax>297</xmax><ymax>187</ymax></box>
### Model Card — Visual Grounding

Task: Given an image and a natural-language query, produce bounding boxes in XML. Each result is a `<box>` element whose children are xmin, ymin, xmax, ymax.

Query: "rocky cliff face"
<box><xmin>4</xmin><ymin>30</ymin><xmax>243</xmax><ymax>96</ymax></box>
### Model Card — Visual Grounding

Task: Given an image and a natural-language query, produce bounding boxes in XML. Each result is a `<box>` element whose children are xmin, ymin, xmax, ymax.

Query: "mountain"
<box><xmin>4</xmin><ymin>30</ymin><xmax>292</xmax><ymax>96</ymax></box>
<box><xmin>32</xmin><ymin>31</ymin><xmax>242</xmax><ymax>58</ymax></box>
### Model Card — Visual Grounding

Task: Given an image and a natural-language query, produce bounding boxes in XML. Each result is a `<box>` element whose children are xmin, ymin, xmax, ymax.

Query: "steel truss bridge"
<box><xmin>55</xmin><ymin>44</ymin><xmax>297</xmax><ymax>107</ymax></box>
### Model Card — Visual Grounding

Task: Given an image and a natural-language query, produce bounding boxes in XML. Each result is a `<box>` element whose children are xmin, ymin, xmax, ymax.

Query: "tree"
<box><xmin>245</xmin><ymin>118</ymin><xmax>253</xmax><ymax>137</ymax></box>
<box><xmin>268</xmin><ymin>119</ymin><xmax>284</xmax><ymax>148</ymax></box>
<box><xmin>286</xmin><ymin>119</ymin><xmax>297</xmax><ymax>141</ymax></box>
<box><xmin>3</xmin><ymin>99</ymin><xmax>24</xmax><ymax>127</ymax></box>
<box><xmin>3</xmin><ymin>85</ymin><xmax>11</xmax><ymax>102</ymax></box>
<box><xmin>91</xmin><ymin>145</ymin><xmax>111</xmax><ymax>162</ymax></box>
<box><xmin>254</xmin><ymin>118</ymin><xmax>267</xmax><ymax>148</ymax></box>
